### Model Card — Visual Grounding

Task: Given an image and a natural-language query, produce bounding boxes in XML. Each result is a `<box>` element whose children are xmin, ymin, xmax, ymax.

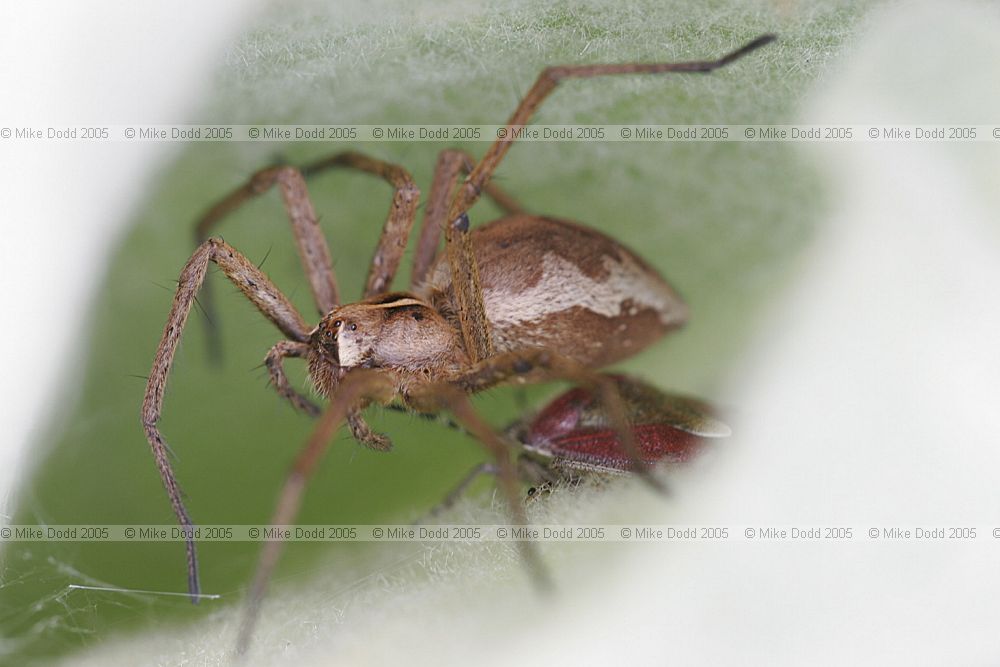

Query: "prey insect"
<box><xmin>140</xmin><ymin>33</ymin><xmax>775</xmax><ymax>653</ymax></box>
<box><xmin>427</xmin><ymin>374</ymin><xmax>731</xmax><ymax>515</ymax></box>
<box><xmin>514</xmin><ymin>374</ymin><xmax>731</xmax><ymax>476</ymax></box>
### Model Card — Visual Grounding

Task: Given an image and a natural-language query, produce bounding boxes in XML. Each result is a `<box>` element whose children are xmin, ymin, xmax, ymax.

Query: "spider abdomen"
<box><xmin>419</xmin><ymin>214</ymin><xmax>687</xmax><ymax>367</ymax></box>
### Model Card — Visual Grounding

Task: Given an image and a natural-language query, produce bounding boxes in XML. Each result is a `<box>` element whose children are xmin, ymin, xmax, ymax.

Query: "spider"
<box><xmin>140</xmin><ymin>33</ymin><xmax>774</xmax><ymax>652</ymax></box>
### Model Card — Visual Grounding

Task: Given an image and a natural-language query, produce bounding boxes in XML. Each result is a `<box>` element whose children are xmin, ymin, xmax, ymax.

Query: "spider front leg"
<box><xmin>236</xmin><ymin>367</ymin><xmax>551</xmax><ymax>654</ymax></box>
<box><xmin>142</xmin><ymin>238</ymin><xmax>312</xmax><ymax>603</ymax></box>
<box><xmin>236</xmin><ymin>368</ymin><xmax>398</xmax><ymax>654</ymax></box>
<box><xmin>194</xmin><ymin>165</ymin><xmax>339</xmax><ymax>362</ymax></box>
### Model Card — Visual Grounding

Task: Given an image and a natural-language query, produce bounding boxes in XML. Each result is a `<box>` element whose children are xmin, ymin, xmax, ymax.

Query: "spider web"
<box><xmin>0</xmin><ymin>486</ymin><xmax>544</xmax><ymax>666</ymax></box>
<box><xmin>0</xmin><ymin>496</ymin><xmax>231</xmax><ymax>664</ymax></box>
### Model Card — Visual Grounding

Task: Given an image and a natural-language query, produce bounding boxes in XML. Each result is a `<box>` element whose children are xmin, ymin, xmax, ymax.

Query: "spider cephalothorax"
<box><xmin>309</xmin><ymin>294</ymin><xmax>467</xmax><ymax>393</ymax></box>
<box><xmin>140</xmin><ymin>34</ymin><xmax>775</xmax><ymax>654</ymax></box>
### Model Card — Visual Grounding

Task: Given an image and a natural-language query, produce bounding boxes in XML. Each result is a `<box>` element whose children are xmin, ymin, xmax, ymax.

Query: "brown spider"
<box><xmin>140</xmin><ymin>34</ymin><xmax>774</xmax><ymax>651</ymax></box>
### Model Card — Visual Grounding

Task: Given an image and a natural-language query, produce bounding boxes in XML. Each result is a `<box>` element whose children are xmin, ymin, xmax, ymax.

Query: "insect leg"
<box><xmin>416</xmin><ymin>461</ymin><xmax>500</xmax><ymax>523</ymax></box>
<box><xmin>418</xmin><ymin>455</ymin><xmax>559</xmax><ymax>523</ymax></box>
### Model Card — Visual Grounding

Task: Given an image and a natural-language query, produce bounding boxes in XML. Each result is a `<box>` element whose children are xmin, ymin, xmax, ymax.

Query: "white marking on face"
<box><xmin>337</xmin><ymin>337</ymin><xmax>365</xmax><ymax>368</ymax></box>
<box><xmin>483</xmin><ymin>252</ymin><xmax>685</xmax><ymax>327</ymax></box>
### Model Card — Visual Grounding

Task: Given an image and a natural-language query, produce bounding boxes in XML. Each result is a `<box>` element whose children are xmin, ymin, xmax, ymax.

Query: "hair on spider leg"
<box><xmin>148</xmin><ymin>280</ymin><xmax>176</xmax><ymax>294</ymax></box>
<box><xmin>255</xmin><ymin>245</ymin><xmax>274</xmax><ymax>271</ymax></box>
<box><xmin>139</xmin><ymin>34</ymin><xmax>774</xmax><ymax>654</ymax></box>
<box><xmin>190</xmin><ymin>293</ymin><xmax>214</xmax><ymax>327</ymax></box>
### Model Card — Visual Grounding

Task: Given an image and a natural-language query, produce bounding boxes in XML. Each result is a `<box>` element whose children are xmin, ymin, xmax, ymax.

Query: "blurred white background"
<box><xmin>0</xmin><ymin>1</ymin><xmax>257</xmax><ymax>515</ymax></box>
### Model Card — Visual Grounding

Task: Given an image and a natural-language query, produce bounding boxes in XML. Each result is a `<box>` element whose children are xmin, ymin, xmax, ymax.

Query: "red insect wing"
<box><xmin>524</xmin><ymin>387</ymin><xmax>589</xmax><ymax>440</ymax></box>
<box><xmin>544</xmin><ymin>423</ymin><xmax>705</xmax><ymax>472</ymax></box>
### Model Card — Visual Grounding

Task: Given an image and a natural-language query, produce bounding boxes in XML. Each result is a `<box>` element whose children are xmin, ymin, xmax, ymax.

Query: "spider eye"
<box><xmin>333</xmin><ymin>320</ymin><xmax>342</xmax><ymax>327</ymax></box>
<box><xmin>325</xmin><ymin>330</ymin><xmax>333</xmax><ymax>338</ymax></box>
<box><xmin>349</xmin><ymin>323</ymin><xmax>358</xmax><ymax>331</ymax></box>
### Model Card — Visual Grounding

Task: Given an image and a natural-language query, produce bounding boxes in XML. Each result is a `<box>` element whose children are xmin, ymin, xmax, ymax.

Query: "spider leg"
<box><xmin>303</xmin><ymin>153</ymin><xmax>420</xmax><ymax>451</ymax></box>
<box><xmin>407</xmin><ymin>384</ymin><xmax>553</xmax><ymax>592</ymax></box>
<box><xmin>142</xmin><ymin>238</ymin><xmax>311</xmax><ymax>603</ymax></box>
<box><xmin>193</xmin><ymin>152</ymin><xmax>419</xmax><ymax>358</ymax></box>
<box><xmin>411</xmin><ymin>149</ymin><xmax>525</xmax><ymax>287</ymax></box>
<box><xmin>452</xmin><ymin>349</ymin><xmax>668</xmax><ymax>494</ymax></box>
<box><xmin>347</xmin><ymin>410</ymin><xmax>392</xmax><ymax>452</ymax></box>
<box><xmin>265</xmin><ymin>341</ymin><xmax>393</xmax><ymax>469</ymax></box>
<box><xmin>196</xmin><ymin>152</ymin><xmax>418</xmax><ymax>450</ymax></box>
<box><xmin>445</xmin><ymin>34</ymin><xmax>775</xmax><ymax>221</ymax></box>
<box><xmin>236</xmin><ymin>368</ymin><xmax>397</xmax><ymax>655</ymax></box>
<box><xmin>299</xmin><ymin>152</ymin><xmax>419</xmax><ymax>298</ymax></box>
<box><xmin>443</xmin><ymin>209</ymin><xmax>493</xmax><ymax>363</ymax></box>
<box><xmin>194</xmin><ymin>166</ymin><xmax>339</xmax><ymax>362</ymax></box>
<box><xmin>264</xmin><ymin>340</ymin><xmax>319</xmax><ymax>416</ymax></box>
<box><xmin>414</xmin><ymin>149</ymin><xmax>533</xmax><ymax>363</ymax></box>
<box><xmin>406</xmin><ymin>356</ymin><xmax>661</xmax><ymax>594</ymax></box>
<box><xmin>428</xmin><ymin>35</ymin><xmax>776</xmax><ymax>386</ymax></box>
